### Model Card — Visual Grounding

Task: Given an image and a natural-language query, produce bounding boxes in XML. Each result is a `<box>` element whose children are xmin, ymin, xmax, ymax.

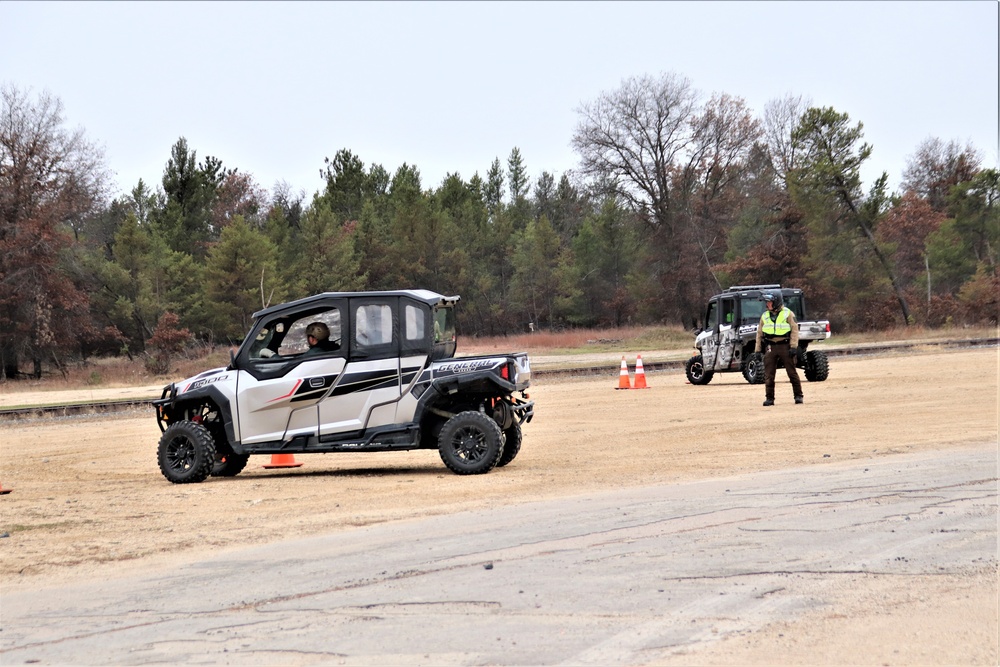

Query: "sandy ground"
<box><xmin>0</xmin><ymin>346</ymin><xmax>997</xmax><ymax>664</ymax></box>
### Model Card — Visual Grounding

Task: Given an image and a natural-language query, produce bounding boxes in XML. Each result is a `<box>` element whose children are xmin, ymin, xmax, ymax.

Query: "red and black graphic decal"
<box><xmin>330</xmin><ymin>368</ymin><xmax>400</xmax><ymax>396</ymax></box>
<box><xmin>272</xmin><ymin>366</ymin><xmax>425</xmax><ymax>404</ymax></box>
<box><xmin>288</xmin><ymin>375</ymin><xmax>338</xmax><ymax>403</ymax></box>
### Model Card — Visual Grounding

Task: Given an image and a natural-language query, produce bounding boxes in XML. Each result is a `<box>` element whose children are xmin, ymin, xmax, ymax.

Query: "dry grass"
<box><xmin>831</xmin><ymin>324</ymin><xmax>999</xmax><ymax>345</ymax></box>
<box><xmin>458</xmin><ymin>325</ymin><xmax>694</xmax><ymax>355</ymax></box>
<box><xmin>0</xmin><ymin>348</ymin><xmax>233</xmax><ymax>396</ymax></box>
<box><xmin>461</xmin><ymin>323</ymin><xmax>999</xmax><ymax>355</ymax></box>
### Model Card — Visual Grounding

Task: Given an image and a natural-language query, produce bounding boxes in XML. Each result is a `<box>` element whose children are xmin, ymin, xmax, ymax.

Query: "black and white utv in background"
<box><xmin>153</xmin><ymin>290</ymin><xmax>533</xmax><ymax>484</ymax></box>
<box><xmin>685</xmin><ymin>284</ymin><xmax>831</xmax><ymax>386</ymax></box>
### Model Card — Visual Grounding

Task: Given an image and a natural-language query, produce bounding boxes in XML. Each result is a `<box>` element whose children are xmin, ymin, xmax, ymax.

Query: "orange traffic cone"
<box><xmin>616</xmin><ymin>356</ymin><xmax>632</xmax><ymax>390</ymax></box>
<box><xmin>0</xmin><ymin>480</ymin><xmax>11</xmax><ymax>495</ymax></box>
<box><xmin>634</xmin><ymin>354</ymin><xmax>649</xmax><ymax>389</ymax></box>
<box><xmin>262</xmin><ymin>453</ymin><xmax>303</xmax><ymax>469</ymax></box>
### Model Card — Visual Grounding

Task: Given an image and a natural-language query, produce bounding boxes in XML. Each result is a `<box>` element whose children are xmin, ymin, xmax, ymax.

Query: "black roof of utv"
<box><xmin>252</xmin><ymin>290</ymin><xmax>461</xmax><ymax>320</ymax></box>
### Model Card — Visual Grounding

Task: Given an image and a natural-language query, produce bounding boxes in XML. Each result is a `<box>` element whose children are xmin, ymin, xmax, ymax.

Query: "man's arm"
<box><xmin>787</xmin><ymin>310</ymin><xmax>799</xmax><ymax>349</ymax></box>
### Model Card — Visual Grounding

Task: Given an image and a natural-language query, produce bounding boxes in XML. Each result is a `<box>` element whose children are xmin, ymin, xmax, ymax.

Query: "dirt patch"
<box><xmin>1</xmin><ymin>347</ymin><xmax>997</xmax><ymax>664</ymax></box>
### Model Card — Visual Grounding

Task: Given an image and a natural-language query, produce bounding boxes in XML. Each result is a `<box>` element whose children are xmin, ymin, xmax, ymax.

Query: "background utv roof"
<box><xmin>252</xmin><ymin>290</ymin><xmax>460</xmax><ymax>320</ymax></box>
<box><xmin>718</xmin><ymin>285</ymin><xmax>803</xmax><ymax>298</ymax></box>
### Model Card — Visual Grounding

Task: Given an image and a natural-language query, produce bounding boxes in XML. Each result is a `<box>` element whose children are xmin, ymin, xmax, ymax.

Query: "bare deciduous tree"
<box><xmin>761</xmin><ymin>93</ymin><xmax>812</xmax><ymax>186</ymax></box>
<box><xmin>0</xmin><ymin>84</ymin><xmax>109</xmax><ymax>378</ymax></box>
<box><xmin>572</xmin><ymin>73</ymin><xmax>762</xmax><ymax>322</ymax></box>
<box><xmin>572</xmin><ymin>72</ymin><xmax>699</xmax><ymax>234</ymax></box>
<box><xmin>902</xmin><ymin>137</ymin><xmax>982</xmax><ymax>212</ymax></box>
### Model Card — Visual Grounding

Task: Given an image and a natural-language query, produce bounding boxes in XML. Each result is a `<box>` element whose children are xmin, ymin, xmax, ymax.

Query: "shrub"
<box><xmin>958</xmin><ymin>265</ymin><xmax>1000</xmax><ymax>325</ymax></box>
<box><xmin>145</xmin><ymin>312</ymin><xmax>192</xmax><ymax>375</ymax></box>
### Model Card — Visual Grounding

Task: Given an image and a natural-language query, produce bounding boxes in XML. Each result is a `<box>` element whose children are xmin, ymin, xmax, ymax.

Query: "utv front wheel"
<box><xmin>438</xmin><ymin>411</ymin><xmax>503</xmax><ymax>475</ymax></box>
<box><xmin>685</xmin><ymin>355</ymin><xmax>714</xmax><ymax>385</ymax></box>
<box><xmin>742</xmin><ymin>352</ymin><xmax>765</xmax><ymax>384</ymax></box>
<box><xmin>158</xmin><ymin>420</ymin><xmax>217</xmax><ymax>484</ymax></box>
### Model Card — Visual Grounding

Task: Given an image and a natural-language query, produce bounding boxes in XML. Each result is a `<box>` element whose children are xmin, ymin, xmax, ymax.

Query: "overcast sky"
<box><xmin>2</xmin><ymin>1</ymin><xmax>997</xmax><ymax>201</ymax></box>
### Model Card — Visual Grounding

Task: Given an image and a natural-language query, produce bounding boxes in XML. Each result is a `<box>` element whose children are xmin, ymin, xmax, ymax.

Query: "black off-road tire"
<box><xmin>805</xmin><ymin>349</ymin><xmax>830</xmax><ymax>382</ymax></box>
<box><xmin>438</xmin><ymin>411</ymin><xmax>503</xmax><ymax>475</ymax></box>
<box><xmin>742</xmin><ymin>352</ymin><xmax>765</xmax><ymax>384</ymax></box>
<box><xmin>685</xmin><ymin>355</ymin><xmax>714</xmax><ymax>385</ymax></box>
<box><xmin>158</xmin><ymin>421</ymin><xmax>217</xmax><ymax>484</ymax></box>
<box><xmin>211</xmin><ymin>446</ymin><xmax>250</xmax><ymax>477</ymax></box>
<box><xmin>200</xmin><ymin>416</ymin><xmax>250</xmax><ymax>477</ymax></box>
<box><xmin>496</xmin><ymin>422</ymin><xmax>522</xmax><ymax>467</ymax></box>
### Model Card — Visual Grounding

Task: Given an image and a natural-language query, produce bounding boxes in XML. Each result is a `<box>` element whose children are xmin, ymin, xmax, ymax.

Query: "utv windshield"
<box><xmin>740</xmin><ymin>297</ymin><xmax>766</xmax><ymax>325</ymax></box>
<box><xmin>784</xmin><ymin>295</ymin><xmax>805</xmax><ymax>320</ymax></box>
<box><xmin>740</xmin><ymin>294</ymin><xmax>806</xmax><ymax>325</ymax></box>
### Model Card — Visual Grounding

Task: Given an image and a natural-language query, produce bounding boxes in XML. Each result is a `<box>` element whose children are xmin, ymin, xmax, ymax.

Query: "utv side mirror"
<box><xmin>228</xmin><ymin>348</ymin><xmax>236</xmax><ymax>370</ymax></box>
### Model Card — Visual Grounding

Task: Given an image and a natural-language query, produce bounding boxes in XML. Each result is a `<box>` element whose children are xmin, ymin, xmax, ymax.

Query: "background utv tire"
<box><xmin>805</xmin><ymin>349</ymin><xmax>830</xmax><ymax>381</ymax></box>
<box><xmin>496</xmin><ymin>422</ymin><xmax>522</xmax><ymax>467</ymax></box>
<box><xmin>158</xmin><ymin>421</ymin><xmax>217</xmax><ymax>484</ymax></box>
<box><xmin>742</xmin><ymin>352</ymin><xmax>765</xmax><ymax>384</ymax></box>
<box><xmin>438</xmin><ymin>410</ymin><xmax>503</xmax><ymax>475</ymax></box>
<box><xmin>685</xmin><ymin>355</ymin><xmax>714</xmax><ymax>385</ymax></box>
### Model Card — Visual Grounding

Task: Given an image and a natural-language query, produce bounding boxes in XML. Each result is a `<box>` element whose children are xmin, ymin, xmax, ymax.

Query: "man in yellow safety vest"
<box><xmin>754</xmin><ymin>292</ymin><xmax>804</xmax><ymax>406</ymax></box>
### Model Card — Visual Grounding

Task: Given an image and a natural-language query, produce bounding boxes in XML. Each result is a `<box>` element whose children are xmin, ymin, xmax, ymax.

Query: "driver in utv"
<box><xmin>754</xmin><ymin>292</ymin><xmax>804</xmax><ymax>406</ymax></box>
<box><xmin>302</xmin><ymin>321</ymin><xmax>335</xmax><ymax>356</ymax></box>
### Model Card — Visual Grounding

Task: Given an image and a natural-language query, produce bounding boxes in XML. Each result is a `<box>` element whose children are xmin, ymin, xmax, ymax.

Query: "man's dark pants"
<box><xmin>763</xmin><ymin>342</ymin><xmax>803</xmax><ymax>401</ymax></box>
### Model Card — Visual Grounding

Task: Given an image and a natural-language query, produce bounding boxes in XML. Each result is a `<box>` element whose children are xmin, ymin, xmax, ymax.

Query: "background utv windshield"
<box><xmin>740</xmin><ymin>298</ymin><xmax>765</xmax><ymax>325</ymax></box>
<box><xmin>740</xmin><ymin>295</ymin><xmax>806</xmax><ymax>324</ymax></box>
<box><xmin>784</xmin><ymin>295</ymin><xmax>806</xmax><ymax>320</ymax></box>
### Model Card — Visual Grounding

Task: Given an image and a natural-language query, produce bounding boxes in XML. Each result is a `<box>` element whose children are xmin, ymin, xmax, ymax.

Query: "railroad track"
<box><xmin>1</xmin><ymin>337</ymin><xmax>995</xmax><ymax>422</ymax></box>
<box><xmin>0</xmin><ymin>397</ymin><xmax>157</xmax><ymax>421</ymax></box>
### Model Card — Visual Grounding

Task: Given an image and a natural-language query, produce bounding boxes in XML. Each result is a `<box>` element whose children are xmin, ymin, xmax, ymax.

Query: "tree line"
<box><xmin>1</xmin><ymin>75</ymin><xmax>997</xmax><ymax>379</ymax></box>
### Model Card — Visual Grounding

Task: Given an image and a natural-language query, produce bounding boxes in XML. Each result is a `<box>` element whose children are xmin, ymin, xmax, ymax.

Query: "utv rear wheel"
<box><xmin>805</xmin><ymin>349</ymin><xmax>830</xmax><ymax>381</ymax></box>
<box><xmin>158</xmin><ymin>421</ymin><xmax>217</xmax><ymax>484</ymax></box>
<box><xmin>496</xmin><ymin>422</ymin><xmax>522</xmax><ymax>467</ymax></box>
<box><xmin>438</xmin><ymin>411</ymin><xmax>503</xmax><ymax>475</ymax></box>
<box><xmin>685</xmin><ymin>355</ymin><xmax>714</xmax><ymax>385</ymax></box>
<box><xmin>742</xmin><ymin>352</ymin><xmax>765</xmax><ymax>384</ymax></box>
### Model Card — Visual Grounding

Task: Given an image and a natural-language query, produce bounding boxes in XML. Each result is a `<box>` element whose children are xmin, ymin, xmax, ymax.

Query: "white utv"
<box><xmin>153</xmin><ymin>290</ymin><xmax>533</xmax><ymax>483</ymax></box>
<box><xmin>685</xmin><ymin>284</ymin><xmax>831</xmax><ymax>385</ymax></box>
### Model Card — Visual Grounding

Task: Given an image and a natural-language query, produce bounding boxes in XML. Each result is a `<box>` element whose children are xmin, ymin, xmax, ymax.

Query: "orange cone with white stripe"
<box><xmin>634</xmin><ymin>354</ymin><xmax>649</xmax><ymax>389</ymax></box>
<box><xmin>262</xmin><ymin>453</ymin><xmax>303</xmax><ymax>469</ymax></box>
<box><xmin>616</xmin><ymin>356</ymin><xmax>631</xmax><ymax>390</ymax></box>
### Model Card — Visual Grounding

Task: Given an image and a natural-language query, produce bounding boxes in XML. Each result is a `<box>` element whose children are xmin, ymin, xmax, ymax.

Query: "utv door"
<box><xmin>235</xmin><ymin>301</ymin><xmax>346</xmax><ymax>446</ymax></box>
<box><xmin>702</xmin><ymin>298</ymin><xmax>739</xmax><ymax>371</ymax></box>
<box><xmin>315</xmin><ymin>298</ymin><xmax>399</xmax><ymax>438</ymax></box>
<box><xmin>701</xmin><ymin>299</ymin><xmax>721</xmax><ymax>369</ymax></box>
<box><xmin>394</xmin><ymin>298</ymin><xmax>434</xmax><ymax>423</ymax></box>
<box><xmin>715</xmin><ymin>297</ymin><xmax>739</xmax><ymax>370</ymax></box>
<box><xmin>316</xmin><ymin>297</ymin><xmax>431</xmax><ymax>438</ymax></box>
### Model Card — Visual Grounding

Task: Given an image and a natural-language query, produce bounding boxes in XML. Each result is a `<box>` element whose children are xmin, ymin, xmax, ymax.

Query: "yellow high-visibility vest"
<box><xmin>760</xmin><ymin>307</ymin><xmax>792</xmax><ymax>337</ymax></box>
